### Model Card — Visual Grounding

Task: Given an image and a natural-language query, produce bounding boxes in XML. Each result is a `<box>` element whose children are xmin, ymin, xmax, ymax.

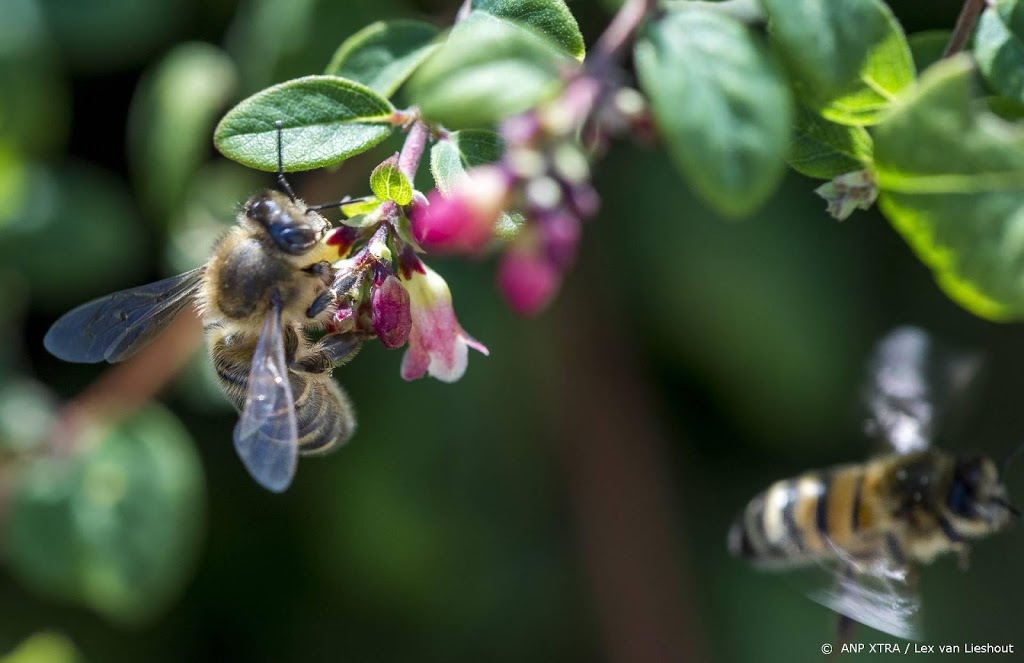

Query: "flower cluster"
<box><xmin>321</xmin><ymin>200</ymin><xmax>488</xmax><ymax>384</ymax></box>
<box><xmin>408</xmin><ymin>75</ymin><xmax>649</xmax><ymax>316</ymax></box>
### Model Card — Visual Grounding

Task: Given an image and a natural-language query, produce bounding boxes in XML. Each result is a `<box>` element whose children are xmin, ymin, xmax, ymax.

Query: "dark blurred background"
<box><xmin>1</xmin><ymin>1</ymin><xmax>1019</xmax><ymax>661</ymax></box>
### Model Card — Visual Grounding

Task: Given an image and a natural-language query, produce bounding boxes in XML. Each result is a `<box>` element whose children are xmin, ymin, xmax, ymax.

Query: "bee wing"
<box><xmin>809</xmin><ymin>558</ymin><xmax>921</xmax><ymax>641</ymax></box>
<box><xmin>232</xmin><ymin>298</ymin><xmax>298</xmax><ymax>493</ymax></box>
<box><xmin>863</xmin><ymin>326</ymin><xmax>982</xmax><ymax>455</ymax></box>
<box><xmin>43</xmin><ymin>267</ymin><xmax>205</xmax><ymax>363</ymax></box>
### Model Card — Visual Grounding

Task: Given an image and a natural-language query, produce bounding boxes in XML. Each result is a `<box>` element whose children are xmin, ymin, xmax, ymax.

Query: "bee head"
<box><xmin>245</xmin><ymin>190</ymin><xmax>328</xmax><ymax>256</ymax></box>
<box><xmin>947</xmin><ymin>455</ymin><xmax>1018</xmax><ymax>530</ymax></box>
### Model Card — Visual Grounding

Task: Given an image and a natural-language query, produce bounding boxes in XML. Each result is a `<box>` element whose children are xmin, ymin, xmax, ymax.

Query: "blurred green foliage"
<box><xmin>2</xmin><ymin>1</ymin><xmax>1022</xmax><ymax>663</ymax></box>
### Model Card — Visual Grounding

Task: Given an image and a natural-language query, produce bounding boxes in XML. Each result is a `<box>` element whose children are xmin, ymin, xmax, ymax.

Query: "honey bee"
<box><xmin>44</xmin><ymin>127</ymin><xmax>359</xmax><ymax>492</ymax></box>
<box><xmin>728</xmin><ymin>327</ymin><xmax>1020</xmax><ymax>640</ymax></box>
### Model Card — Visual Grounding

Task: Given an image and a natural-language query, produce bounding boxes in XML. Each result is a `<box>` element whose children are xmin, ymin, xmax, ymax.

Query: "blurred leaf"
<box><xmin>369</xmin><ymin>153</ymin><xmax>413</xmax><ymax>204</ymax></box>
<box><xmin>214</xmin><ymin>75</ymin><xmax>396</xmax><ymax>171</ymax></box>
<box><xmin>0</xmin><ymin>142</ymin><xmax>31</xmax><ymax>229</ymax></box>
<box><xmin>764</xmin><ymin>0</ymin><xmax>913</xmax><ymax>126</ymax></box>
<box><xmin>429</xmin><ymin>129</ymin><xmax>504</xmax><ymax>195</ymax></box>
<box><xmin>0</xmin><ymin>380</ymin><xmax>58</xmax><ymax>454</ymax></box>
<box><xmin>0</xmin><ymin>0</ymin><xmax>69</xmax><ymax>157</ymax></box>
<box><xmin>7</xmin><ymin>405</ymin><xmax>206</xmax><ymax>625</ymax></box>
<box><xmin>874</xmin><ymin>56</ymin><xmax>1024</xmax><ymax>320</ymax></box>
<box><xmin>0</xmin><ymin>632</ymin><xmax>80</xmax><ymax>663</ymax></box>
<box><xmin>787</xmin><ymin>105</ymin><xmax>874</xmax><ymax>180</ymax></box>
<box><xmin>408</xmin><ymin>12</ymin><xmax>572</xmax><ymax>129</ymax></box>
<box><xmin>0</xmin><ymin>162</ymin><xmax>147</xmax><ymax>310</ymax></box>
<box><xmin>635</xmin><ymin>7</ymin><xmax>792</xmax><ymax>217</ymax></box>
<box><xmin>36</xmin><ymin>0</ymin><xmax>185</xmax><ymax>71</ymax></box>
<box><xmin>165</xmin><ymin>161</ymin><xmax>262</xmax><ymax>274</ymax></box>
<box><xmin>908</xmin><ymin>30</ymin><xmax>951</xmax><ymax>72</ymax></box>
<box><xmin>987</xmin><ymin>95</ymin><xmax>1024</xmax><ymax>120</ymax></box>
<box><xmin>325</xmin><ymin>20</ymin><xmax>441</xmax><ymax>97</ymax></box>
<box><xmin>341</xmin><ymin>197</ymin><xmax>382</xmax><ymax>217</ymax></box>
<box><xmin>976</xmin><ymin>0</ymin><xmax>1024</xmax><ymax>103</ymax></box>
<box><xmin>128</xmin><ymin>43</ymin><xmax>238</xmax><ymax>218</ymax></box>
<box><xmin>470</xmin><ymin>0</ymin><xmax>585</xmax><ymax>60</ymax></box>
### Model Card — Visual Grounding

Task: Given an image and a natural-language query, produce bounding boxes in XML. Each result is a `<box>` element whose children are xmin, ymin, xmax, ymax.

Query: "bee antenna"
<box><xmin>306</xmin><ymin>196</ymin><xmax>355</xmax><ymax>212</ymax></box>
<box><xmin>274</xmin><ymin>120</ymin><xmax>298</xmax><ymax>203</ymax></box>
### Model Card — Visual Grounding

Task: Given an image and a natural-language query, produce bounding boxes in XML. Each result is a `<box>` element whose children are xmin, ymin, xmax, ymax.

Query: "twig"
<box><xmin>591</xmin><ymin>0</ymin><xmax>657</xmax><ymax>71</ymax></box>
<box><xmin>943</xmin><ymin>0</ymin><xmax>987</xmax><ymax>58</ymax></box>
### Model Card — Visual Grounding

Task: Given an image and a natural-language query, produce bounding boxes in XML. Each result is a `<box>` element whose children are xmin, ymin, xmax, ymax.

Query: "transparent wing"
<box><xmin>863</xmin><ymin>326</ymin><xmax>982</xmax><ymax>455</ymax></box>
<box><xmin>232</xmin><ymin>298</ymin><xmax>298</xmax><ymax>493</ymax></box>
<box><xmin>43</xmin><ymin>267</ymin><xmax>205</xmax><ymax>363</ymax></box>
<box><xmin>809</xmin><ymin>549</ymin><xmax>921</xmax><ymax>641</ymax></box>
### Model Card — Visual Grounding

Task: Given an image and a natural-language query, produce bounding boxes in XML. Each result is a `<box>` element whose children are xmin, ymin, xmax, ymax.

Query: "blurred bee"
<box><xmin>44</xmin><ymin>125</ymin><xmax>360</xmax><ymax>492</ymax></box>
<box><xmin>728</xmin><ymin>327</ymin><xmax>1020</xmax><ymax>640</ymax></box>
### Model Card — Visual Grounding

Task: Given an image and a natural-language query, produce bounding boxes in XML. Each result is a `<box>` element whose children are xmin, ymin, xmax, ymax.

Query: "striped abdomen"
<box><xmin>729</xmin><ymin>463</ymin><xmax>887</xmax><ymax>567</ymax></box>
<box><xmin>207</xmin><ymin>327</ymin><xmax>355</xmax><ymax>455</ymax></box>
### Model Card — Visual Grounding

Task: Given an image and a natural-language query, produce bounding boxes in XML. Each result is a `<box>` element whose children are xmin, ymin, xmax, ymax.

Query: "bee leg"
<box><xmin>290</xmin><ymin>332</ymin><xmax>364</xmax><ymax>374</ymax></box>
<box><xmin>306</xmin><ymin>289</ymin><xmax>335</xmax><ymax>319</ymax></box>
<box><xmin>956</xmin><ymin>544</ymin><xmax>971</xmax><ymax>571</ymax></box>
<box><xmin>303</xmin><ymin>261</ymin><xmax>335</xmax><ymax>285</ymax></box>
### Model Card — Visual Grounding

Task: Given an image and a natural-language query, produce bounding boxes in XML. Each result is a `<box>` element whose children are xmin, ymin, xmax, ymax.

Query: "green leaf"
<box><xmin>874</xmin><ymin>55</ymin><xmax>1024</xmax><ymax>320</ymax></box>
<box><xmin>214</xmin><ymin>75</ymin><xmax>396</xmax><ymax>171</ymax></box>
<box><xmin>763</xmin><ymin>0</ymin><xmax>914</xmax><ymax>126</ymax></box>
<box><xmin>341</xmin><ymin>197</ymin><xmax>382</xmax><ymax>217</ymax></box>
<box><xmin>325</xmin><ymin>20</ymin><xmax>441</xmax><ymax>97</ymax></box>
<box><xmin>635</xmin><ymin>7</ymin><xmax>793</xmax><ymax>217</ymax></box>
<box><xmin>408</xmin><ymin>12</ymin><xmax>571</xmax><ymax>129</ymax></box>
<box><xmin>369</xmin><ymin>153</ymin><xmax>413</xmax><ymax>205</ymax></box>
<box><xmin>908</xmin><ymin>30</ymin><xmax>951</xmax><ymax>72</ymax></box>
<box><xmin>470</xmin><ymin>0</ymin><xmax>585</xmax><ymax>60</ymax></box>
<box><xmin>976</xmin><ymin>0</ymin><xmax>1024</xmax><ymax>103</ymax></box>
<box><xmin>128</xmin><ymin>42</ymin><xmax>238</xmax><ymax>218</ymax></box>
<box><xmin>0</xmin><ymin>632</ymin><xmax>80</xmax><ymax>663</ymax></box>
<box><xmin>7</xmin><ymin>405</ymin><xmax>205</xmax><ymax>625</ymax></box>
<box><xmin>787</xmin><ymin>104</ymin><xmax>874</xmax><ymax>180</ymax></box>
<box><xmin>430</xmin><ymin>129</ymin><xmax>505</xmax><ymax>195</ymax></box>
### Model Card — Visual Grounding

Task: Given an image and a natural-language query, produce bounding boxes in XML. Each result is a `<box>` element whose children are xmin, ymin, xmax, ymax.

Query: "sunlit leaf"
<box><xmin>764</xmin><ymin>0</ymin><xmax>914</xmax><ymax>126</ymax></box>
<box><xmin>408</xmin><ymin>12</ymin><xmax>571</xmax><ymax>128</ymax></box>
<box><xmin>325</xmin><ymin>20</ymin><xmax>441</xmax><ymax>97</ymax></box>
<box><xmin>370</xmin><ymin>153</ymin><xmax>413</xmax><ymax>205</ymax></box>
<box><xmin>0</xmin><ymin>632</ymin><xmax>80</xmax><ymax>663</ymax></box>
<box><xmin>635</xmin><ymin>7</ymin><xmax>792</xmax><ymax>216</ymax></box>
<box><xmin>214</xmin><ymin>76</ymin><xmax>396</xmax><ymax>171</ymax></box>
<box><xmin>874</xmin><ymin>56</ymin><xmax>1024</xmax><ymax>320</ymax></box>
<box><xmin>471</xmin><ymin>0</ymin><xmax>585</xmax><ymax>59</ymax></box>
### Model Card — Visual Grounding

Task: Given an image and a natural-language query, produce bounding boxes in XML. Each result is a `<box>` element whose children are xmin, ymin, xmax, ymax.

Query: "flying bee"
<box><xmin>44</xmin><ymin>125</ymin><xmax>360</xmax><ymax>492</ymax></box>
<box><xmin>728</xmin><ymin>327</ymin><xmax>1020</xmax><ymax>640</ymax></box>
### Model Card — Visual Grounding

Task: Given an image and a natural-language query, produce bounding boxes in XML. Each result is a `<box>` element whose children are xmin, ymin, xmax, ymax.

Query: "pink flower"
<box><xmin>497</xmin><ymin>242</ymin><xmax>560</xmax><ymax>316</ymax></box>
<box><xmin>410</xmin><ymin>166</ymin><xmax>510</xmax><ymax>254</ymax></box>
<box><xmin>371</xmin><ymin>274</ymin><xmax>412</xmax><ymax>349</ymax></box>
<box><xmin>399</xmin><ymin>255</ymin><xmax>488</xmax><ymax>382</ymax></box>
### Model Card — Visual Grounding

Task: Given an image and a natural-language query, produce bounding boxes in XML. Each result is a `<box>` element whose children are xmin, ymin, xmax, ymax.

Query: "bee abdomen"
<box><xmin>729</xmin><ymin>473</ymin><xmax>841</xmax><ymax>566</ymax></box>
<box><xmin>293</xmin><ymin>377</ymin><xmax>356</xmax><ymax>455</ymax></box>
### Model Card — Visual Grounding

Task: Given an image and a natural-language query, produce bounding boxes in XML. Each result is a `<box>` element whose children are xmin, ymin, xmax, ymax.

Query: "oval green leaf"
<box><xmin>764</xmin><ymin>0</ymin><xmax>914</xmax><ymax>126</ymax></box>
<box><xmin>874</xmin><ymin>56</ymin><xmax>1024</xmax><ymax>320</ymax></box>
<box><xmin>370</xmin><ymin>153</ymin><xmax>413</xmax><ymax>205</ymax></box>
<box><xmin>408</xmin><ymin>12</ymin><xmax>571</xmax><ymax>129</ymax></box>
<box><xmin>214</xmin><ymin>75</ymin><xmax>396</xmax><ymax>171</ymax></box>
<box><xmin>325</xmin><ymin>20</ymin><xmax>441</xmax><ymax>98</ymax></box>
<box><xmin>976</xmin><ymin>0</ymin><xmax>1024</xmax><ymax>103</ymax></box>
<box><xmin>635</xmin><ymin>7</ymin><xmax>793</xmax><ymax>217</ymax></box>
<box><xmin>470</xmin><ymin>0</ymin><xmax>585</xmax><ymax>60</ymax></box>
<box><xmin>787</xmin><ymin>105</ymin><xmax>874</xmax><ymax>180</ymax></box>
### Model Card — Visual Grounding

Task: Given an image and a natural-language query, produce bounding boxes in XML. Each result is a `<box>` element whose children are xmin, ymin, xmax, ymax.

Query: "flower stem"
<box><xmin>399</xmin><ymin>120</ymin><xmax>429</xmax><ymax>183</ymax></box>
<box><xmin>591</xmin><ymin>0</ymin><xmax>656</xmax><ymax>70</ymax></box>
<box><xmin>943</xmin><ymin>0</ymin><xmax>986</xmax><ymax>57</ymax></box>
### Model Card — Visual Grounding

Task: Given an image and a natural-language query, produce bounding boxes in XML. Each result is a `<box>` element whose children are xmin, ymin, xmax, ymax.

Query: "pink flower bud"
<box><xmin>539</xmin><ymin>212</ymin><xmax>581</xmax><ymax>268</ymax></box>
<box><xmin>411</xmin><ymin>166</ymin><xmax>510</xmax><ymax>253</ymax></box>
<box><xmin>497</xmin><ymin>243</ymin><xmax>560</xmax><ymax>316</ymax></box>
<box><xmin>371</xmin><ymin>275</ymin><xmax>412</xmax><ymax>349</ymax></box>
